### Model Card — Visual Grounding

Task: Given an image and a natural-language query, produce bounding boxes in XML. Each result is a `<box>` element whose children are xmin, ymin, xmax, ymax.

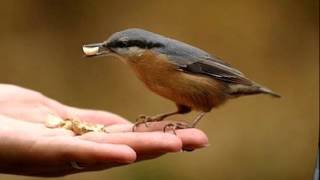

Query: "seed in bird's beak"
<box><xmin>82</xmin><ymin>46</ymin><xmax>99</xmax><ymax>56</ymax></box>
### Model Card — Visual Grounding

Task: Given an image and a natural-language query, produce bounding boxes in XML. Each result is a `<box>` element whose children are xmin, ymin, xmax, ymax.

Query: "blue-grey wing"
<box><xmin>157</xmin><ymin>39</ymin><xmax>253</xmax><ymax>85</ymax></box>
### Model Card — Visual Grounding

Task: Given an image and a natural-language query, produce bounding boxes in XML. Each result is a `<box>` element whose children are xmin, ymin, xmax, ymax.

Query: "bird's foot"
<box><xmin>132</xmin><ymin>114</ymin><xmax>163</xmax><ymax>131</ymax></box>
<box><xmin>163</xmin><ymin>121</ymin><xmax>191</xmax><ymax>135</ymax></box>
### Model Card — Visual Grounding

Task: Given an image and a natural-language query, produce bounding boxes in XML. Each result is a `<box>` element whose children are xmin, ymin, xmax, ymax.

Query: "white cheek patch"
<box><xmin>128</xmin><ymin>47</ymin><xmax>146</xmax><ymax>56</ymax></box>
<box><xmin>116</xmin><ymin>47</ymin><xmax>146</xmax><ymax>56</ymax></box>
<box><xmin>82</xmin><ymin>46</ymin><xmax>99</xmax><ymax>56</ymax></box>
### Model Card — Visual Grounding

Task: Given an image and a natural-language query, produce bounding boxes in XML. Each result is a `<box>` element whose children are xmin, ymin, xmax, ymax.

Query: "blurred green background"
<box><xmin>0</xmin><ymin>0</ymin><xmax>318</xmax><ymax>180</ymax></box>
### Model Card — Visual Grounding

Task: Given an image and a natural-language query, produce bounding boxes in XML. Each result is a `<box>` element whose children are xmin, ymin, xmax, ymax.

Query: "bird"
<box><xmin>82</xmin><ymin>28</ymin><xmax>280</xmax><ymax>131</ymax></box>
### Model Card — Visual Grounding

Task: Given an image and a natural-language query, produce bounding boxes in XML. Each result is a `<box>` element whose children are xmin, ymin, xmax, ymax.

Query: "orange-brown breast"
<box><xmin>126</xmin><ymin>50</ymin><xmax>228</xmax><ymax>112</ymax></box>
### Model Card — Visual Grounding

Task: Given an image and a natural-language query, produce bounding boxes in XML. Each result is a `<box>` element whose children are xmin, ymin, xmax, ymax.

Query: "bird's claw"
<box><xmin>163</xmin><ymin>122</ymin><xmax>191</xmax><ymax>135</ymax></box>
<box><xmin>132</xmin><ymin>114</ymin><xmax>153</xmax><ymax>131</ymax></box>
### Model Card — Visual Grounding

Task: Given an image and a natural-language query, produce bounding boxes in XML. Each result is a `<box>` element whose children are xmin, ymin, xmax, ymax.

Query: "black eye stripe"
<box><xmin>106</xmin><ymin>40</ymin><xmax>163</xmax><ymax>49</ymax></box>
<box><xmin>115</xmin><ymin>41</ymin><xmax>127</xmax><ymax>48</ymax></box>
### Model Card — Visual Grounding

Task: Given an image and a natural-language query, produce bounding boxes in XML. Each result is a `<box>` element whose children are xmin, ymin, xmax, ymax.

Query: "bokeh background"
<box><xmin>0</xmin><ymin>0</ymin><xmax>318</xmax><ymax>180</ymax></box>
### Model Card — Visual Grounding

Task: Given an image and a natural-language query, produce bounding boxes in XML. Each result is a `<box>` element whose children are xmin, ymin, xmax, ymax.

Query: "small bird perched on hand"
<box><xmin>83</xmin><ymin>28</ymin><xmax>280</xmax><ymax>131</ymax></box>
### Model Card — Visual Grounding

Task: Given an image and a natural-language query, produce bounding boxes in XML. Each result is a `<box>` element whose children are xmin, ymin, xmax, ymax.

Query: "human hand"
<box><xmin>0</xmin><ymin>84</ymin><xmax>208</xmax><ymax>177</ymax></box>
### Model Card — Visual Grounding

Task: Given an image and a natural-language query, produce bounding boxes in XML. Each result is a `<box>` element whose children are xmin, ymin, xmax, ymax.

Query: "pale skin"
<box><xmin>0</xmin><ymin>84</ymin><xmax>208</xmax><ymax>177</ymax></box>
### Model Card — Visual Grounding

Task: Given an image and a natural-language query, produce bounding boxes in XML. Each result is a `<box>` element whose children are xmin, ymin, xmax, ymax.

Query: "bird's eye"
<box><xmin>131</xmin><ymin>40</ymin><xmax>147</xmax><ymax>48</ymax></box>
<box><xmin>116</xmin><ymin>41</ymin><xmax>128</xmax><ymax>48</ymax></box>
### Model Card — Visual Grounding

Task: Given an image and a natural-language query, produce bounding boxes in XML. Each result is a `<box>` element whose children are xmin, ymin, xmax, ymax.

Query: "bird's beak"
<box><xmin>82</xmin><ymin>43</ymin><xmax>111</xmax><ymax>57</ymax></box>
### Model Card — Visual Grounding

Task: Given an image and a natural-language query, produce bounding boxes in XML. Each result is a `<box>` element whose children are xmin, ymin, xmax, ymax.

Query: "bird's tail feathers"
<box><xmin>257</xmin><ymin>86</ymin><xmax>281</xmax><ymax>98</ymax></box>
<box><xmin>228</xmin><ymin>83</ymin><xmax>281</xmax><ymax>98</ymax></box>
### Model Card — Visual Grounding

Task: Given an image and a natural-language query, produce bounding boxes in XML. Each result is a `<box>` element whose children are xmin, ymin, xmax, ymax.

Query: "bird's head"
<box><xmin>83</xmin><ymin>28</ymin><xmax>166</xmax><ymax>60</ymax></box>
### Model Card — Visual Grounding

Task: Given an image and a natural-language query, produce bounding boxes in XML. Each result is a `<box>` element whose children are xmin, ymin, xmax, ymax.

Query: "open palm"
<box><xmin>0</xmin><ymin>84</ymin><xmax>208</xmax><ymax>177</ymax></box>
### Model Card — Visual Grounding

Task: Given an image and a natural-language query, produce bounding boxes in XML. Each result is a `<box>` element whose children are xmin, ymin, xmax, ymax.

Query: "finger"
<box><xmin>31</xmin><ymin>136</ymin><xmax>137</xmax><ymax>165</ymax></box>
<box><xmin>104</xmin><ymin>122</ymin><xmax>209</xmax><ymax>150</ymax></box>
<box><xmin>79</xmin><ymin>132</ymin><xmax>182</xmax><ymax>155</ymax></box>
<box><xmin>53</xmin><ymin>137</ymin><xmax>137</xmax><ymax>164</ymax></box>
<box><xmin>175</xmin><ymin>129</ymin><xmax>209</xmax><ymax>150</ymax></box>
<box><xmin>0</xmin><ymin>132</ymin><xmax>136</xmax><ymax>176</ymax></box>
<box><xmin>44</xmin><ymin>99</ymin><xmax>129</xmax><ymax>125</ymax></box>
<box><xmin>42</xmin><ymin>128</ymin><xmax>75</xmax><ymax>137</ymax></box>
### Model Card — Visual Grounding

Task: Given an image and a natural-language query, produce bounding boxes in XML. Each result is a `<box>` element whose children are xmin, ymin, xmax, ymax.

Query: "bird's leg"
<box><xmin>189</xmin><ymin>112</ymin><xmax>206</xmax><ymax>128</ymax></box>
<box><xmin>133</xmin><ymin>110</ymin><xmax>181</xmax><ymax>131</ymax></box>
<box><xmin>163</xmin><ymin>112</ymin><xmax>206</xmax><ymax>134</ymax></box>
<box><xmin>133</xmin><ymin>105</ymin><xmax>191</xmax><ymax>131</ymax></box>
